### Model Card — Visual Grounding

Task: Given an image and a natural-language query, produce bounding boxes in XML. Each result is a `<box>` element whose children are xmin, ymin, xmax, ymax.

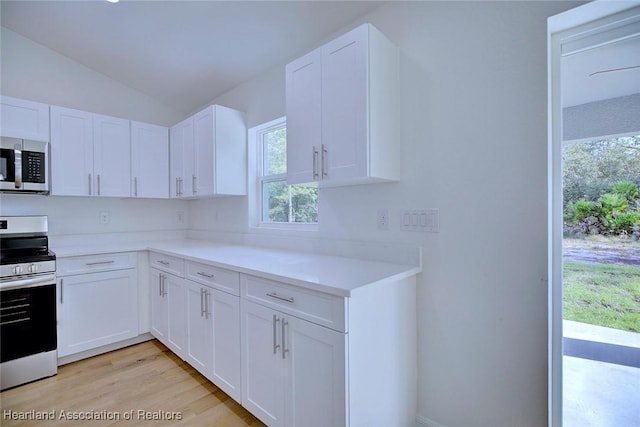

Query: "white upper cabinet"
<box><xmin>50</xmin><ymin>106</ymin><xmax>94</xmax><ymax>196</ymax></box>
<box><xmin>93</xmin><ymin>113</ymin><xmax>131</xmax><ymax>197</ymax></box>
<box><xmin>169</xmin><ymin>116</ymin><xmax>194</xmax><ymax>198</ymax></box>
<box><xmin>170</xmin><ymin>105</ymin><xmax>246</xmax><ymax>198</ymax></box>
<box><xmin>286</xmin><ymin>49</ymin><xmax>322</xmax><ymax>184</ymax></box>
<box><xmin>0</xmin><ymin>95</ymin><xmax>50</xmax><ymax>142</ymax></box>
<box><xmin>286</xmin><ymin>23</ymin><xmax>399</xmax><ymax>186</ymax></box>
<box><xmin>131</xmin><ymin>121</ymin><xmax>169</xmax><ymax>198</ymax></box>
<box><xmin>50</xmin><ymin>105</ymin><xmax>131</xmax><ymax>197</ymax></box>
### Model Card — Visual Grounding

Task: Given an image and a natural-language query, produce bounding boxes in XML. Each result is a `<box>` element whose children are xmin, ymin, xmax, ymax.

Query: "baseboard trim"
<box><xmin>58</xmin><ymin>333</ymin><xmax>154</xmax><ymax>366</ymax></box>
<box><xmin>416</xmin><ymin>414</ymin><xmax>447</xmax><ymax>427</ymax></box>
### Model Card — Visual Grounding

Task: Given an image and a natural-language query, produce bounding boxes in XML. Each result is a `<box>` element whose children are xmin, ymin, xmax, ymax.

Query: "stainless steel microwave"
<box><xmin>0</xmin><ymin>137</ymin><xmax>49</xmax><ymax>194</ymax></box>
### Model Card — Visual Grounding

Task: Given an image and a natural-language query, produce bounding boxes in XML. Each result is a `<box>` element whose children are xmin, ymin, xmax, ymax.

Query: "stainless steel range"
<box><xmin>0</xmin><ymin>215</ymin><xmax>57</xmax><ymax>390</ymax></box>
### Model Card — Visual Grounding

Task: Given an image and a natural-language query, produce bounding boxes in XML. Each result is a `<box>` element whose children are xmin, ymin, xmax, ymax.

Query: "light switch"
<box><xmin>400</xmin><ymin>209</ymin><xmax>439</xmax><ymax>232</ymax></box>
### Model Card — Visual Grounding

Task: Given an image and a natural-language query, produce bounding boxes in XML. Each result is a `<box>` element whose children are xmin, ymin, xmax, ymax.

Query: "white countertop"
<box><xmin>53</xmin><ymin>239</ymin><xmax>421</xmax><ymax>297</ymax></box>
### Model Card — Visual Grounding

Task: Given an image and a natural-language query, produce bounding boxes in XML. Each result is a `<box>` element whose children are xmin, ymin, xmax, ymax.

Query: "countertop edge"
<box><xmin>54</xmin><ymin>239</ymin><xmax>422</xmax><ymax>298</ymax></box>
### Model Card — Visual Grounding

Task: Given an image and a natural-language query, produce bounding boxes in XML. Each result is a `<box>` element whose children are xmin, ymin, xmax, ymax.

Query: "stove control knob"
<box><xmin>29</xmin><ymin>264</ymin><xmax>38</xmax><ymax>273</ymax></box>
<box><xmin>13</xmin><ymin>265</ymin><xmax>23</xmax><ymax>275</ymax></box>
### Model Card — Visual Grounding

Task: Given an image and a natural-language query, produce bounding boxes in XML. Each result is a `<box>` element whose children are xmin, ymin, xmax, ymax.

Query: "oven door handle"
<box><xmin>0</xmin><ymin>273</ymin><xmax>56</xmax><ymax>291</ymax></box>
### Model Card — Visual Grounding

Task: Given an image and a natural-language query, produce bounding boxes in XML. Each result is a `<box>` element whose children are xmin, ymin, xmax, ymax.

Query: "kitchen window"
<box><xmin>250</xmin><ymin>117</ymin><xmax>318</xmax><ymax>229</ymax></box>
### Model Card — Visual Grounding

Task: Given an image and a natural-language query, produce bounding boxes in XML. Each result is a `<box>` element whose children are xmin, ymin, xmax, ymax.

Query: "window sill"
<box><xmin>249</xmin><ymin>222</ymin><xmax>318</xmax><ymax>235</ymax></box>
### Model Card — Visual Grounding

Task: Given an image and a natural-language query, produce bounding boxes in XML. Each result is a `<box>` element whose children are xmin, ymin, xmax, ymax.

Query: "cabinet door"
<box><xmin>193</xmin><ymin>107</ymin><xmax>215</xmax><ymax>197</ymax></box>
<box><xmin>169</xmin><ymin>117</ymin><xmax>193</xmax><ymax>198</ymax></box>
<box><xmin>185</xmin><ymin>281</ymin><xmax>213</xmax><ymax>375</ymax></box>
<box><xmin>212</xmin><ymin>106</ymin><xmax>247</xmax><ymax>196</ymax></box>
<box><xmin>286</xmin><ymin>316</ymin><xmax>347</xmax><ymax>427</ymax></box>
<box><xmin>0</xmin><ymin>96</ymin><xmax>50</xmax><ymax>141</ymax></box>
<box><xmin>211</xmin><ymin>289</ymin><xmax>241</xmax><ymax>401</ymax></box>
<box><xmin>50</xmin><ymin>106</ymin><xmax>93</xmax><ymax>196</ymax></box>
<box><xmin>93</xmin><ymin>113</ymin><xmax>131</xmax><ymax>197</ymax></box>
<box><xmin>131</xmin><ymin>121</ymin><xmax>169</xmax><ymax>198</ymax></box>
<box><xmin>241</xmin><ymin>300</ymin><xmax>286</xmax><ymax>427</ymax></box>
<box><xmin>321</xmin><ymin>24</ymin><xmax>368</xmax><ymax>182</ymax></box>
<box><xmin>58</xmin><ymin>269</ymin><xmax>138</xmax><ymax>357</ymax></box>
<box><xmin>166</xmin><ymin>273</ymin><xmax>187</xmax><ymax>358</ymax></box>
<box><xmin>286</xmin><ymin>48</ymin><xmax>322</xmax><ymax>185</ymax></box>
<box><xmin>150</xmin><ymin>269</ymin><xmax>169</xmax><ymax>344</ymax></box>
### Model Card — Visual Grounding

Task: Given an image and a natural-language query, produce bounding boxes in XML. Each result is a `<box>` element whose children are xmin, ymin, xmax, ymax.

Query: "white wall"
<box><xmin>0</xmin><ymin>26</ymin><xmax>189</xmax><ymax>237</ymax></box>
<box><xmin>190</xmin><ymin>2</ymin><xmax>581</xmax><ymax>426</ymax></box>
<box><xmin>1</xmin><ymin>27</ymin><xmax>184</xmax><ymax>126</ymax></box>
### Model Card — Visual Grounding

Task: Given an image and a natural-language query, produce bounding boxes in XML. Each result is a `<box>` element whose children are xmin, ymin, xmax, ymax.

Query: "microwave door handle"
<box><xmin>14</xmin><ymin>149</ymin><xmax>22</xmax><ymax>188</ymax></box>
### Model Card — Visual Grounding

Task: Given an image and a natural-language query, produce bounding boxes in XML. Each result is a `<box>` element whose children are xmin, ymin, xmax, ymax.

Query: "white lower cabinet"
<box><xmin>149</xmin><ymin>251</ymin><xmax>417</xmax><ymax>427</ymax></box>
<box><xmin>185</xmin><ymin>281</ymin><xmax>241</xmax><ymax>401</ymax></box>
<box><xmin>57</xmin><ymin>253</ymin><xmax>138</xmax><ymax>358</ymax></box>
<box><xmin>149</xmin><ymin>254</ymin><xmax>241</xmax><ymax>401</ymax></box>
<box><xmin>150</xmin><ymin>268</ymin><xmax>168</xmax><ymax>343</ymax></box>
<box><xmin>150</xmin><ymin>268</ymin><xmax>187</xmax><ymax>358</ymax></box>
<box><xmin>209</xmin><ymin>288</ymin><xmax>241</xmax><ymax>400</ymax></box>
<box><xmin>241</xmin><ymin>300</ymin><xmax>346</xmax><ymax>427</ymax></box>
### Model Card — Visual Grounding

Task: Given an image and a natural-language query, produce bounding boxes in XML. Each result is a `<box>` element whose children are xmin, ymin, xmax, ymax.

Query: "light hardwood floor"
<box><xmin>1</xmin><ymin>340</ymin><xmax>266</xmax><ymax>427</ymax></box>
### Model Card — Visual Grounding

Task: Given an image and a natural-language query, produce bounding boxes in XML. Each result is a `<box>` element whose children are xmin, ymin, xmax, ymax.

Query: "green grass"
<box><xmin>563</xmin><ymin>262</ymin><xmax>640</xmax><ymax>333</ymax></box>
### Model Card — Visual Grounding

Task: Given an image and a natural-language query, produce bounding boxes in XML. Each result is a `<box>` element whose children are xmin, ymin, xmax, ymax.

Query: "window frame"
<box><xmin>248</xmin><ymin>117</ymin><xmax>318</xmax><ymax>232</ymax></box>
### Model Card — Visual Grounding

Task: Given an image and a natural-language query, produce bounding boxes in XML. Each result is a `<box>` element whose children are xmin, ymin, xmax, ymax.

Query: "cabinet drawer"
<box><xmin>186</xmin><ymin>261</ymin><xmax>240</xmax><ymax>296</ymax></box>
<box><xmin>241</xmin><ymin>274</ymin><xmax>346</xmax><ymax>332</ymax></box>
<box><xmin>58</xmin><ymin>252</ymin><xmax>136</xmax><ymax>276</ymax></box>
<box><xmin>149</xmin><ymin>252</ymin><xmax>184</xmax><ymax>276</ymax></box>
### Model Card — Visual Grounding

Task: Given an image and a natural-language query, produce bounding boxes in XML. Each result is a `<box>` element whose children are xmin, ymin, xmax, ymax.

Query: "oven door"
<box><xmin>0</xmin><ymin>275</ymin><xmax>57</xmax><ymax>363</ymax></box>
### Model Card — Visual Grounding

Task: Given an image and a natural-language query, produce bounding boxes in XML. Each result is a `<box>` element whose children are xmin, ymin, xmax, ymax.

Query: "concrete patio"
<box><xmin>563</xmin><ymin>320</ymin><xmax>640</xmax><ymax>426</ymax></box>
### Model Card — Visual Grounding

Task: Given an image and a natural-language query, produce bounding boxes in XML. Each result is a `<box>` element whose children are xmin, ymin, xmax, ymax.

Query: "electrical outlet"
<box><xmin>177</xmin><ymin>211</ymin><xmax>185</xmax><ymax>224</ymax></box>
<box><xmin>377</xmin><ymin>208</ymin><xmax>390</xmax><ymax>230</ymax></box>
<box><xmin>99</xmin><ymin>211</ymin><xmax>110</xmax><ymax>224</ymax></box>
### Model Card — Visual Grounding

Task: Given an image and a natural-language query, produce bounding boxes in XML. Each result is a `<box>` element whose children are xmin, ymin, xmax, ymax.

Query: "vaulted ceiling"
<box><xmin>2</xmin><ymin>1</ymin><xmax>638</xmax><ymax>113</ymax></box>
<box><xmin>1</xmin><ymin>1</ymin><xmax>384</xmax><ymax>114</ymax></box>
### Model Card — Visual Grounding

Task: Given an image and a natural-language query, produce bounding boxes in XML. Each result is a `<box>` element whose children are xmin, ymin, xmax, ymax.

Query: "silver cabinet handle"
<box><xmin>200</xmin><ymin>288</ymin><xmax>205</xmax><ymax>317</ymax></box>
<box><xmin>60</xmin><ymin>279</ymin><xmax>64</xmax><ymax>304</ymax></box>
<box><xmin>266</xmin><ymin>292</ymin><xmax>295</xmax><ymax>303</ymax></box>
<box><xmin>134</xmin><ymin>177</ymin><xmax>138</xmax><ymax>197</ymax></box>
<box><xmin>89</xmin><ymin>174</ymin><xmax>92</xmax><ymax>195</ymax></box>
<box><xmin>97</xmin><ymin>174</ymin><xmax>101</xmax><ymax>196</ymax></box>
<box><xmin>281</xmin><ymin>318</ymin><xmax>289</xmax><ymax>359</ymax></box>
<box><xmin>273</xmin><ymin>314</ymin><xmax>281</xmax><ymax>355</ymax></box>
<box><xmin>312</xmin><ymin>146</ymin><xmax>319</xmax><ymax>180</ymax></box>
<box><xmin>85</xmin><ymin>260</ymin><xmax>115</xmax><ymax>266</ymax></box>
<box><xmin>157</xmin><ymin>260</ymin><xmax>170</xmax><ymax>266</ymax></box>
<box><xmin>205</xmin><ymin>289</ymin><xmax>210</xmax><ymax>319</ymax></box>
<box><xmin>321</xmin><ymin>144</ymin><xmax>328</xmax><ymax>178</ymax></box>
<box><xmin>192</xmin><ymin>174</ymin><xmax>197</xmax><ymax>195</ymax></box>
<box><xmin>175</xmin><ymin>178</ymin><xmax>180</xmax><ymax>197</ymax></box>
<box><xmin>160</xmin><ymin>274</ymin><xmax>167</xmax><ymax>297</ymax></box>
<box><xmin>197</xmin><ymin>271</ymin><xmax>215</xmax><ymax>279</ymax></box>
<box><xmin>158</xmin><ymin>274</ymin><xmax>162</xmax><ymax>297</ymax></box>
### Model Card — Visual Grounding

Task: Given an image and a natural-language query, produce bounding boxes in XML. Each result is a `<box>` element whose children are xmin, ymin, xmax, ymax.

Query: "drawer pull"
<box><xmin>266</xmin><ymin>292</ymin><xmax>295</xmax><ymax>304</ymax></box>
<box><xmin>157</xmin><ymin>260</ymin><xmax>170</xmax><ymax>266</ymax></box>
<box><xmin>85</xmin><ymin>260</ymin><xmax>115</xmax><ymax>266</ymax></box>
<box><xmin>197</xmin><ymin>271</ymin><xmax>215</xmax><ymax>279</ymax></box>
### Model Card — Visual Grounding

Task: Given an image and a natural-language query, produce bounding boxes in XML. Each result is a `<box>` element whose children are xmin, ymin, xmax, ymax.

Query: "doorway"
<box><xmin>548</xmin><ymin>3</ymin><xmax>640</xmax><ymax>426</ymax></box>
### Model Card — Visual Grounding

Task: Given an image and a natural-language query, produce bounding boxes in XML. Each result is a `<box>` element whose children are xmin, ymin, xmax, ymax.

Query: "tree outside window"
<box><xmin>258</xmin><ymin>122</ymin><xmax>318</xmax><ymax>225</ymax></box>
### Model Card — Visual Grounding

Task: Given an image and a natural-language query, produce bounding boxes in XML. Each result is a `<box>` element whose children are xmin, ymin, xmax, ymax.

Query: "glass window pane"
<box><xmin>262</xmin><ymin>179</ymin><xmax>318</xmax><ymax>224</ymax></box>
<box><xmin>263</xmin><ymin>127</ymin><xmax>287</xmax><ymax>175</ymax></box>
